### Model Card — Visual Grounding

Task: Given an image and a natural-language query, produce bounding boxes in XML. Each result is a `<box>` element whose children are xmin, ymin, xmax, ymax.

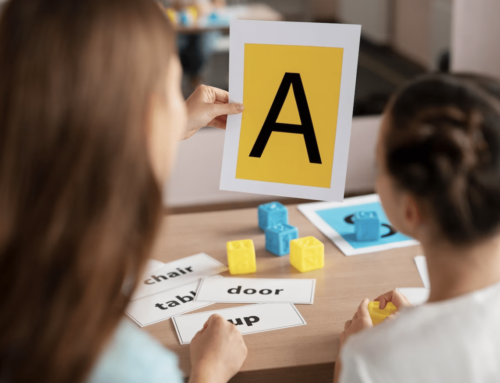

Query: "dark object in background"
<box><xmin>438</xmin><ymin>50</ymin><xmax>451</xmax><ymax>73</ymax></box>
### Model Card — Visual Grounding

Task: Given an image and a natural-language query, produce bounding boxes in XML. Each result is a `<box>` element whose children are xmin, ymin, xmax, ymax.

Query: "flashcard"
<box><xmin>132</xmin><ymin>253</ymin><xmax>228</xmax><ymax>300</ymax></box>
<box><xmin>123</xmin><ymin>259</ymin><xmax>166</xmax><ymax>297</ymax></box>
<box><xmin>414</xmin><ymin>255</ymin><xmax>430</xmax><ymax>288</ymax></box>
<box><xmin>220</xmin><ymin>20</ymin><xmax>361</xmax><ymax>201</ymax></box>
<box><xmin>172</xmin><ymin>303</ymin><xmax>306</xmax><ymax>345</ymax></box>
<box><xmin>298</xmin><ymin>194</ymin><xmax>419</xmax><ymax>256</ymax></box>
<box><xmin>145</xmin><ymin>259</ymin><xmax>165</xmax><ymax>274</ymax></box>
<box><xmin>126</xmin><ymin>276</ymin><xmax>222</xmax><ymax>327</ymax></box>
<box><xmin>397</xmin><ymin>287</ymin><xmax>429</xmax><ymax>306</ymax></box>
<box><xmin>195</xmin><ymin>277</ymin><xmax>316</xmax><ymax>304</ymax></box>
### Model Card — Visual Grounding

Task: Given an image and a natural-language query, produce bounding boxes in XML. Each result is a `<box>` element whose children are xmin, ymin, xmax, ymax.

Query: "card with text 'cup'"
<box><xmin>172</xmin><ymin>303</ymin><xmax>306</xmax><ymax>345</ymax></box>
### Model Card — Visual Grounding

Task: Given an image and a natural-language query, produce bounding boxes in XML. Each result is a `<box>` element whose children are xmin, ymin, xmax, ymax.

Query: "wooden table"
<box><xmin>146</xmin><ymin>204</ymin><xmax>424</xmax><ymax>382</ymax></box>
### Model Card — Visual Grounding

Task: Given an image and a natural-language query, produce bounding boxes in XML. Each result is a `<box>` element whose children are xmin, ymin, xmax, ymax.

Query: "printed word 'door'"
<box><xmin>228</xmin><ymin>285</ymin><xmax>283</xmax><ymax>295</ymax></box>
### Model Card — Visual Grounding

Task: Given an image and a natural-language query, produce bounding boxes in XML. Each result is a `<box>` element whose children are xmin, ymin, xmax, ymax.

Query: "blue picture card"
<box><xmin>298</xmin><ymin>194</ymin><xmax>419</xmax><ymax>256</ymax></box>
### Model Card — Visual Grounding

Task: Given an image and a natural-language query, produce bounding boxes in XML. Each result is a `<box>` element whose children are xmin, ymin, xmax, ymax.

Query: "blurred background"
<box><xmin>2</xmin><ymin>0</ymin><xmax>496</xmax><ymax>213</ymax></box>
<box><xmin>163</xmin><ymin>0</ymin><xmax>464</xmax><ymax>213</ymax></box>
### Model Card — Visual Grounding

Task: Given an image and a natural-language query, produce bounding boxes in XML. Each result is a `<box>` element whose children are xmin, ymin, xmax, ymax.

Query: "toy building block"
<box><xmin>227</xmin><ymin>239</ymin><xmax>257</xmax><ymax>275</ymax></box>
<box><xmin>265</xmin><ymin>224</ymin><xmax>299</xmax><ymax>256</ymax></box>
<box><xmin>368</xmin><ymin>301</ymin><xmax>397</xmax><ymax>325</ymax></box>
<box><xmin>258</xmin><ymin>202</ymin><xmax>288</xmax><ymax>230</ymax></box>
<box><xmin>290</xmin><ymin>236</ymin><xmax>324</xmax><ymax>273</ymax></box>
<box><xmin>353</xmin><ymin>211</ymin><xmax>380</xmax><ymax>241</ymax></box>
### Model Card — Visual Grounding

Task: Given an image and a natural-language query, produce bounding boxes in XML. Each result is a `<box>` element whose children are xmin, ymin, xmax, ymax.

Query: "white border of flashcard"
<box><xmin>220</xmin><ymin>20</ymin><xmax>361</xmax><ymax>201</ymax></box>
<box><xmin>298</xmin><ymin>194</ymin><xmax>419</xmax><ymax>256</ymax></box>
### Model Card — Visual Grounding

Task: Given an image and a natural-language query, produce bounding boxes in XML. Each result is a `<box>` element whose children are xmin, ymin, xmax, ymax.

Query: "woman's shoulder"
<box><xmin>87</xmin><ymin>319</ymin><xmax>184</xmax><ymax>383</ymax></box>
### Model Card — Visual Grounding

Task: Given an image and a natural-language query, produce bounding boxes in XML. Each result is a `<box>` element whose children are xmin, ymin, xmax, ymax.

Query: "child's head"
<box><xmin>0</xmin><ymin>0</ymin><xmax>183</xmax><ymax>382</ymax></box>
<box><xmin>377</xmin><ymin>74</ymin><xmax>500</xmax><ymax>246</ymax></box>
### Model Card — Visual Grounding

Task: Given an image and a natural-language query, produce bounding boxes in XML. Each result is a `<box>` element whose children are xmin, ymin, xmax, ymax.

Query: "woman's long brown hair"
<box><xmin>0</xmin><ymin>1</ymin><xmax>174</xmax><ymax>382</ymax></box>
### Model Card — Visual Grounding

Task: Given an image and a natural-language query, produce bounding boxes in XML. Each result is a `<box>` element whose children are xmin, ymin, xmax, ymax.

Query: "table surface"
<box><xmin>145</xmin><ymin>204</ymin><xmax>424</xmax><ymax>382</ymax></box>
<box><xmin>176</xmin><ymin>4</ymin><xmax>283</xmax><ymax>34</ymax></box>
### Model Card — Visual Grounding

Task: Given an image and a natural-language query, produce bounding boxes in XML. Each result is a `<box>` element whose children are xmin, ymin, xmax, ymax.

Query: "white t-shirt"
<box><xmin>340</xmin><ymin>281</ymin><xmax>500</xmax><ymax>383</ymax></box>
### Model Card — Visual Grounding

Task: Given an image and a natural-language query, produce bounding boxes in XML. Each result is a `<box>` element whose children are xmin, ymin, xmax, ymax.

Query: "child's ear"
<box><xmin>403</xmin><ymin>194</ymin><xmax>423</xmax><ymax>233</ymax></box>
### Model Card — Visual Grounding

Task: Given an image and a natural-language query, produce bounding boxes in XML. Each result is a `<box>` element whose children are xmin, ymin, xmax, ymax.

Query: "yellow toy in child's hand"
<box><xmin>368</xmin><ymin>301</ymin><xmax>397</xmax><ymax>325</ymax></box>
<box><xmin>227</xmin><ymin>239</ymin><xmax>257</xmax><ymax>275</ymax></box>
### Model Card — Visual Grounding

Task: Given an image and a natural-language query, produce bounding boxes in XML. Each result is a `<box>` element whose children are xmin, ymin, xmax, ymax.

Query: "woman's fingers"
<box><xmin>209</xmin><ymin>86</ymin><xmax>230</xmax><ymax>103</ymax></box>
<box><xmin>209</xmin><ymin>101</ymin><xmax>244</xmax><ymax>118</ymax></box>
<box><xmin>206</xmin><ymin>116</ymin><xmax>227</xmax><ymax>129</ymax></box>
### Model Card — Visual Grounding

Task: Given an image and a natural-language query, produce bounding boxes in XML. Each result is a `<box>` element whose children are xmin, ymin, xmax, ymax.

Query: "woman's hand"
<box><xmin>189</xmin><ymin>314</ymin><xmax>247</xmax><ymax>383</ymax></box>
<box><xmin>184</xmin><ymin>85</ymin><xmax>244</xmax><ymax>140</ymax></box>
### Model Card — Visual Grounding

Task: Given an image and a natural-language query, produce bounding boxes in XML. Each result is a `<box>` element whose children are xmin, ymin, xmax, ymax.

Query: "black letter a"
<box><xmin>249</xmin><ymin>73</ymin><xmax>321</xmax><ymax>164</ymax></box>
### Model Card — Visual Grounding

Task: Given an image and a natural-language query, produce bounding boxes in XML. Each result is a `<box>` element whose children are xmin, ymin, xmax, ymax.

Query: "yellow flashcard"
<box><xmin>236</xmin><ymin>44</ymin><xmax>343</xmax><ymax>188</ymax></box>
<box><xmin>221</xmin><ymin>20</ymin><xmax>361</xmax><ymax>201</ymax></box>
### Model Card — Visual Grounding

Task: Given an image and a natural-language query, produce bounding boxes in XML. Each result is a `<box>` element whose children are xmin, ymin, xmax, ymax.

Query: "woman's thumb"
<box><xmin>210</xmin><ymin>102</ymin><xmax>244</xmax><ymax>117</ymax></box>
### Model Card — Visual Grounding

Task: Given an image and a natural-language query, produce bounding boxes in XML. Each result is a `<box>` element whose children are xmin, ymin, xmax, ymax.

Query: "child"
<box><xmin>335</xmin><ymin>74</ymin><xmax>500</xmax><ymax>382</ymax></box>
<box><xmin>0</xmin><ymin>0</ymin><xmax>246</xmax><ymax>382</ymax></box>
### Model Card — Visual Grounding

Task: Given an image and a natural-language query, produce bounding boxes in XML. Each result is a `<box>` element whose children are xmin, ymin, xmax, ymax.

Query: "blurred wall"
<box><xmin>393</xmin><ymin>0</ymin><xmax>432</xmax><ymax>67</ymax></box>
<box><xmin>338</xmin><ymin>0</ymin><xmax>391</xmax><ymax>44</ymax></box>
<box><xmin>311</xmin><ymin>0</ymin><xmax>338</xmax><ymax>21</ymax></box>
<box><xmin>451</xmin><ymin>0</ymin><xmax>500</xmax><ymax>79</ymax></box>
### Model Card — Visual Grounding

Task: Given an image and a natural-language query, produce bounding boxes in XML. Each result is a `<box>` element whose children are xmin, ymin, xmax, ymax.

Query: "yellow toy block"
<box><xmin>290</xmin><ymin>236</ymin><xmax>324</xmax><ymax>273</ymax></box>
<box><xmin>227</xmin><ymin>239</ymin><xmax>256</xmax><ymax>275</ymax></box>
<box><xmin>368</xmin><ymin>301</ymin><xmax>397</xmax><ymax>325</ymax></box>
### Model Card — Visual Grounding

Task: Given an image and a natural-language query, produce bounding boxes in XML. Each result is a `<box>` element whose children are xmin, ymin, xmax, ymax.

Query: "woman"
<box><xmin>0</xmin><ymin>0</ymin><xmax>246</xmax><ymax>382</ymax></box>
<box><xmin>335</xmin><ymin>74</ymin><xmax>500</xmax><ymax>382</ymax></box>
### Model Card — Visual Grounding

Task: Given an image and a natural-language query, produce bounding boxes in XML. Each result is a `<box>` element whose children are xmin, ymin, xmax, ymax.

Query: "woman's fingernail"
<box><xmin>236</xmin><ymin>103</ymin><xmax>245</xmax><ymax>112</ymax></box>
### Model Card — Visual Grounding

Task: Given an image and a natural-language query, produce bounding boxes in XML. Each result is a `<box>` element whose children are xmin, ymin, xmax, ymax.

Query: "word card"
<box><xmin>132</xmin><ymin>253</ymin><xmax>228</xmax><ymax>300</ymax></box>
<box><xmin>172</xmin><ymin>303</ymin><xmax>306</xmax><ymax>345</ymax></box>
<box><xmin>298</xmin><ymin>194</ymin><xmax>419</xmax><ymax>256</ymax></box>
<box><xmin>145</xmin><ymin>259</ymin><xmax>165</xmax><ymax>273</ymax></box>
<box><xmin>195</xmin><ymin>277</ymin><xmax>316</xmax><ymax>304</ymax></box>
<box><xmin>126</xmin><ymin>276</ymin><xmax>222</xmax><ymax>327</ymax></box>
<box><xmin>220</xmin><ymin>20</ymin><xmax>361</xmax><ymax>201</ymax></box>
<box><xmin>414</xmin><ymin>255</ymin><xmax>430</xmax><ymax>288</ymax></box>
<box><xmin>123</xmin><ymin>259</ymin><xmax>166</xmax><ymax>297</ymax></box>
<box><xmin>397</xmin><ymin>287</ymin><xmax>430</xmax><ymax>306</ymax></box>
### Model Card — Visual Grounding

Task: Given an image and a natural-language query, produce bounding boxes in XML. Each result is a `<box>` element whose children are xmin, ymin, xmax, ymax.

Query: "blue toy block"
<box><xmin>258</xmin><ymin>202</ymin><xmax>288</xmax><ymax>230</ymax></box>
<box><xmin>265</xmin><ymin>224</ymin><xmax>299</xmax><ymax>256</ymax></box>
<box><xmin>353</xmin><ymin>211</ymin><xmax>380</xmax><ymax>241</ymax></box>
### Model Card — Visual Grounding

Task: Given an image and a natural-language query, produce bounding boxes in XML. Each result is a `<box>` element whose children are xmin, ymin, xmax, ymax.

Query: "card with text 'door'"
<box><xmin>172</xmin><ymin>303</ymin><xmax>306</xmax><ymax>345</ymax></box>
<box><xmin>220</xmin><ymin>20</ymin><xmax>361</xmax><ymax>201</ymax></box>
<box><xmin>195</xmin><ymin>277</ymin><xmax>316</xmax><ymax>305</ymax></box>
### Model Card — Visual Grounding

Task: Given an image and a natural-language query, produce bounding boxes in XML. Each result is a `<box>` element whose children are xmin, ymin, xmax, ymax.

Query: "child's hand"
<box><xmin>184</xmin><ymin>85</ymin><xmax>244</xmax><ymax>140</ymax></box>
<box><xmin>374</xmin><ymin>289</ymin><xmax>412</xmax><ymax>310</ymax></box>
<box><xmin>189</xmin><ymin>314</ymin><xmax>247</xmax><ymax>383</ymax></box>
<box><xmin>340</xmin><ymin>298</ymin><xmax>373</xmax><ymax>348</ymax></box>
